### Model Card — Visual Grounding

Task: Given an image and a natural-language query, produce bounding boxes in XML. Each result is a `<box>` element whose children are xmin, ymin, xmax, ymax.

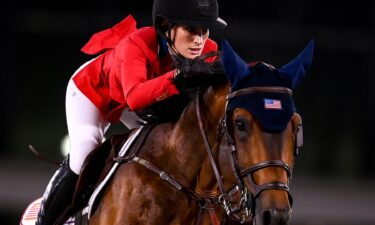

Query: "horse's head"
<box><xmin>215</xmin><ymin>39</ymin><xmax>313</xmax><ymax>224</ymax></box>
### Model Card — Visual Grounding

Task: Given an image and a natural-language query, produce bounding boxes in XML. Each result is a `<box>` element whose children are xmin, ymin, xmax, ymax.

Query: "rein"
<box><xmin>195</xmin><ymin>86</ymin><xmax>295</xmax><ymax>222</ymax></box>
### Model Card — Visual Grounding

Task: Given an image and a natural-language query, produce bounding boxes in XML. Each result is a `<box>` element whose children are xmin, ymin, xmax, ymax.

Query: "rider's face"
<box><xmin>169</xmin><ymin>25</ymin><xmax>209</xmax><ymax>59</ymax></box>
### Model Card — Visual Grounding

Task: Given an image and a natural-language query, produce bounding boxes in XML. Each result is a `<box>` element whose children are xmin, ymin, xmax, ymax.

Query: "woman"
<box><xmin>35</xmin><ymin>0</ymin><xmax>226</xmax><ymax>224</ymax></box>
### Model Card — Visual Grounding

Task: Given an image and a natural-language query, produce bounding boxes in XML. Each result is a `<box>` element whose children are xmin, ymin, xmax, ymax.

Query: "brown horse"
<box><xmin>88</xmin><ymin>39</ymin><xmax>313</xmax><ymax>225</ymax></box>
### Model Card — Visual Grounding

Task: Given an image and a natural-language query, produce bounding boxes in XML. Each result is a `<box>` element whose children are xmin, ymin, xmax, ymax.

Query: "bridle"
<box><xmin>195</xmin><ymin>85</ymin><xmax>302</xmax><ymax>223</ymax></box>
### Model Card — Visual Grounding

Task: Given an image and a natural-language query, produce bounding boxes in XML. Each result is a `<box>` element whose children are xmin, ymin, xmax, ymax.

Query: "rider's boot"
<box><xmin>36</xmin><ymin>156</ymin><xmax>79</xmax><ymax>225</ymax></box>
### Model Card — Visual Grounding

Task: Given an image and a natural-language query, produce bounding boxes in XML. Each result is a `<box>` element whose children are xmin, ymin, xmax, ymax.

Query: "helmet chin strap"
<box><xmin>157</xmin><ymin>22</ymin><xmax>185</xmax><ymax>59</ymax></box>
<box><xmin>166</xmin><ymin>41</ymin><xmax>179</xmax><ymax>57</ymax></box>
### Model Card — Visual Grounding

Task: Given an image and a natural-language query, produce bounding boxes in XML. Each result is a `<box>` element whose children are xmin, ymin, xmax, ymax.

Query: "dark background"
<box><xmin>1</xmin><ymin>0</ymin><xmax>374</xmax><ymax>224</ymax></box>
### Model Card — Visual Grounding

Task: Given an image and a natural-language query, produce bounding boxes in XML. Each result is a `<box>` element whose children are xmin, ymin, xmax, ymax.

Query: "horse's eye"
<box><xmin>235</xmin><ymin>119</ymin><xmax>248</xmax><ymax>132</ymax></box>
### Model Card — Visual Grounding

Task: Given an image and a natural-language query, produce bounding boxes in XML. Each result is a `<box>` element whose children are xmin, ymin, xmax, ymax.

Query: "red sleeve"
<box><xmin>120</xmin><ymin>40</ymin><xmax>179</xmax><ymax>110</ymax></box>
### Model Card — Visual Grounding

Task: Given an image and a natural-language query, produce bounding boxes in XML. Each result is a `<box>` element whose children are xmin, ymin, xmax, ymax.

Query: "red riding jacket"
<box><xmin>72</xmin><ymin>15</ymin><xmax>218</xmax><ymax>123</ymax></box>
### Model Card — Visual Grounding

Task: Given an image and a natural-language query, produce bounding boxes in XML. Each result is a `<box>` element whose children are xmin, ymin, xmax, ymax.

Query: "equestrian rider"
<box><xmin>35</xmin><ymin>0</ymin><xmax>227</xmax><ymax>224</ymax></box>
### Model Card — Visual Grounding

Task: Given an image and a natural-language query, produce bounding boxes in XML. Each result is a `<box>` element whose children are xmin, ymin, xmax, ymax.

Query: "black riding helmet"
<box><xmin>153</xmin><ymin>0</ymin><xmax>227</xmax><ymax>30</ymax></box>
<box><xmin>153</xmin><ymin>0</ymin><xmax>227</xmax><ymax>57</ymax></box>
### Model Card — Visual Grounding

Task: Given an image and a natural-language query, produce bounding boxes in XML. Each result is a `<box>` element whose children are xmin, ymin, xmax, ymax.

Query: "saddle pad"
<box><xmin>87</xmin><ymin>126</ymin><xmax>145</xmax><ymax>218</ymax></box>
<box><xmin>20</xmin><ymin>197</ymin><xmax>75</xmax><ymax>225</ymax></box>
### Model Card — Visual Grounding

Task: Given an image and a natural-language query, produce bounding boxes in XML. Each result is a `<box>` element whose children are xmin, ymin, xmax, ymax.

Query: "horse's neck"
<box><xmin>172</xmin><ymin>84</ymin><xmax>229</xmax><ymax>190</ymax></box>
<box><xmin>200</xmin><ymin>84</ymin><xmax>229</xmax><ymax>131</ymax></box>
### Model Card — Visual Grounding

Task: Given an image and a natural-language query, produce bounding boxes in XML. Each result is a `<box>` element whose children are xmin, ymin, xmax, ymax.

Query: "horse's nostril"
<box><xmin>261</xmin><ymin>208</ymin><xmax>290</xmax><ymax>225</ymax></box>
<box><xmin>278</xmin><ymin>208</ymin><xmax>291</xmax><ymax>225</ymax></box>
<box><xmin>262</xmin><ymin>210</ymin><xmax>272</xmax><ymax>225</ymax></box>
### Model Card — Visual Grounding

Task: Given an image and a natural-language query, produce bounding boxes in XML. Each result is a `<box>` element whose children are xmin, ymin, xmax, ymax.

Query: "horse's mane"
<box><xmin>135</xmin><ymin>58</ymin><xmax>228</xmax><ymax>123</ymax></box>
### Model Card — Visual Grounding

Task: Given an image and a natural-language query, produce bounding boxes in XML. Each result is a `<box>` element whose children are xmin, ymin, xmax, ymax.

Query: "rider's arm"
<box><xmin>120</xmin><ymin>39</ymin><xmax>180</xmax><ymax>111</ymax></box>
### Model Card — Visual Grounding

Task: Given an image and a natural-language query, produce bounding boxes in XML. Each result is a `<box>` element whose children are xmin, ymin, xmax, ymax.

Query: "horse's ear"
<box><xmin>278</xmin><ymin>39</ymin><xmax>315</xmax><ymax>89</ymax></box>
<box><xmin>221</xmin><ymin>39</ymin><xmax>251</xmax><ymax>88</ymax></box>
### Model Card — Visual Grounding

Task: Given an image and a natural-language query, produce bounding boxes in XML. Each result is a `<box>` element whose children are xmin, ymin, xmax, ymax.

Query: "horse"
<box><xmin>87</xmin><ymin>39</ymin><xmax>314</xmax><ymax>225</ymax></box>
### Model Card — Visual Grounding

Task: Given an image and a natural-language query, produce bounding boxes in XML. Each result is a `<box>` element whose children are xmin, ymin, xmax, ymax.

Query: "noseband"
<box><xmin>195</xmin><ymin>86</ymin><xmax>295</xmax><ymax>222</ymax></box>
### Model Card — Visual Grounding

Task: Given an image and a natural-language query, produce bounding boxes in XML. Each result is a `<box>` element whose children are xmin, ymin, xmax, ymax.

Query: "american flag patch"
<box><xmin>21</xmin><ymin>197</ymin><xmax>76</xmax><ymax>225</ymax></box>
<box><xmin>20</xmin><ymin>198</ymin><xmax>42</xmax><ymax>225</ymax></box>
<box><xmin>264</xmin><ymin>98</ymin><xmax>282</xmax><ymax>110</ymax></box>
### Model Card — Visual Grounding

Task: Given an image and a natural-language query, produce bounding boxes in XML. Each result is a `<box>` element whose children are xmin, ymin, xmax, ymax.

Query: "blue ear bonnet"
<box><xmin>221</xmin><ymin>39</ymin><xmax>314</xmax><ymax>132</ymax></box>
<box><xmin>227</xmin><ymin>63</ymin><xmax>296</xmax><ymax>132</ymax></box>
<box><xmin>234</xmin><ymin>63</ymin><xmax>292</xmax><ymax>89</ymax></box>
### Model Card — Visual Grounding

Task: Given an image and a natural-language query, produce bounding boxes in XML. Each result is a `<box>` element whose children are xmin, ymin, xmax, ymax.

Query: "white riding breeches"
<box><xmin>66</xmin><ymin>59</ymin><xmax>141</xmax><ymax>175</ymax></box>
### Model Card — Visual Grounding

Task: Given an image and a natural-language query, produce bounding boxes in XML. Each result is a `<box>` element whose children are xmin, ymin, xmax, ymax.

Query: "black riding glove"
<box><xmin>172</xmin><ymin>53</ymin><xmax>224</xmax><ymax>92</ymax></box>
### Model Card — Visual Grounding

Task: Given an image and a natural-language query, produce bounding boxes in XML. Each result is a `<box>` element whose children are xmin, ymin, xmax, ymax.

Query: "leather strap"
<box><xmin>195</xmin><ymin>94</ymin><xmax>226</xmax><ymax>195</ymax></box>
<box><xmin>132</xmin><ymin>156</ymin><xmax>183</xmax><ymax>190</ymax></box>
<box><xmin>227</xmin><ymin>86</ymin><xmax>292</xmax><ymax>99</ymax></box>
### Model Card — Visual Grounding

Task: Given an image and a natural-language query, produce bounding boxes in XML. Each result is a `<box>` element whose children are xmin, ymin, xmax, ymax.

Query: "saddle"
<box><xmin>20</xmin><ymin>125</ymin><xmax>157</xmax><ymax>225</ymax></box>
<box><xmin>69</xmin><ymin>124</ymin><xmax>156</xmax><ymax>222</ymax></box>
<box><xmin>70</xmin><ymin>131</ymin><xmax>130</xmax><ymax>210</ymax></box>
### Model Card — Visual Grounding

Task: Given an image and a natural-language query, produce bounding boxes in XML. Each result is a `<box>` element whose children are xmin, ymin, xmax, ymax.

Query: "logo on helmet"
<box><xmin>196</xmin><ymin>0</ymin><xmax>215</xmax><ymax>16</ymax></box>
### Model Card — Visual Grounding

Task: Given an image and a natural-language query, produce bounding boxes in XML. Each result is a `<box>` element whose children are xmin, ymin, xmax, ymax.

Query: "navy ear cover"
<box><xmin>221</xmin><ymin>39</ymin><xmax>314</xmax><ymax>132</ymax></box>
<box><xmin>221</xmin><ymin>39</ymin><xmax>251</xmax><ymax>90</ymax></box>
<box><xmin>278</xmin><ymin>39</ymin><xmax>314</xmax><ymax>88</ymax></box>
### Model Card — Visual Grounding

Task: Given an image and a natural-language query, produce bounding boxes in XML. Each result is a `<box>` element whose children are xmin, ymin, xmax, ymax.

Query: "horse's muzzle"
<box><xmin>253</xmin><ymin>191</ymin><xmax>292</xmax><ymax>225</ymax></box>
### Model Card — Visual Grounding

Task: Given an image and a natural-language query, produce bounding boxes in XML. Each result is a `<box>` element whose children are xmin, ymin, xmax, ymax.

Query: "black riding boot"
<box><xmin>36</xmin><ymin>157</ymin><xmax>79</xmax><ymax>225</ymax></box>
